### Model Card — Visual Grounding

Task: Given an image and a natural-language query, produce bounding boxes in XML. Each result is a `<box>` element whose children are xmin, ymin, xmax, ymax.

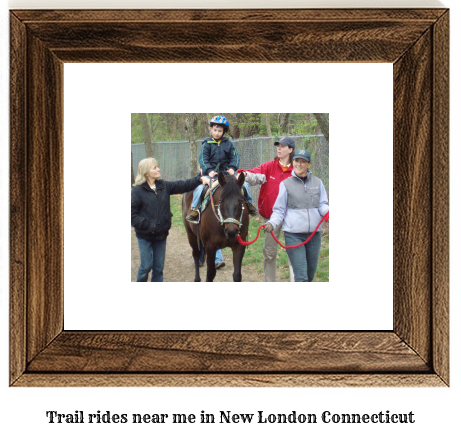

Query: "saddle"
<box><xmin>198</xmin><ymin>179</ymin><xmax>249</xmax><ymax>215</ymax></box>
<box><xmin>199</xmin><ymin>180</ymin><xmax>220</xmax><ymax>214</ymax></box>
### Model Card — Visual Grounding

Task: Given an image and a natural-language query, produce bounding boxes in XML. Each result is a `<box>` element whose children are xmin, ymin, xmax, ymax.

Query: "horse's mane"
<box><xmin>220</xmin><ymin>175</ymin><xmax>244</xmax><ymax>202</ymax></box>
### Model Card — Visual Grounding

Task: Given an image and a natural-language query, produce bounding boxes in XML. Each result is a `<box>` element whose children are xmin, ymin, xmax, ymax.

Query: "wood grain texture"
<box><xmin>26</xmin><ymin>34</ymin><xmax>64</xmax><ymax>361</ymax></box>
<box><xmin>9</xmin><ymin>9</ymin><xmax>449</xmax><ymax>387</ymax></box>
<box><xmin>12</xmin><ymin>9</ymin><xmax>448</xmax><ymax>63</ymax></box>
<box><xmin>14</xmin><ymin>374</ymin><xmax>446</xmax><ymax>388</ymax></box>
<box><xmin>393</xmin><ymin>26</ymin><xmax>433</xmax><ymax>363</ymax></box>
<box><xmin>432</xmin><ymin>11</ymin><xmax>450</xmax><ymax>385</ymax></box>
<box><xmin>22</xmin><ymin>21</ymin><xmax>435</xmax><ymax>63</ymax></box>
<box><xmin>12</xmin><ymin>9</ymin><xmax>447</xmax><ymax>22</ymax></box>
<box><xmin>27</xmin><ymin>332</ymin><xmax>428</xmax><ymax>373</ymax></box>
<box><xmin>9</xmin><ymin>13</ymin><xmax>27</xmax><ymax>384</ymax></box>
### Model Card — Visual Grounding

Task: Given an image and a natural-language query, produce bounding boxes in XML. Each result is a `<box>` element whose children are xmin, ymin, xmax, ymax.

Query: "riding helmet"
<box><xmin>210</xmin><ymin>115</ymin><xmax>230</xmax><ymax>132</ymax></box>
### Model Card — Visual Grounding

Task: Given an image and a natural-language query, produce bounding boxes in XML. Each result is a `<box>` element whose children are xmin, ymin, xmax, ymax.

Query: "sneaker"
<box><xmin>186</xmin><ymin>209</ymin><xmax>199</xmax><ymax>223</ymax></box>
<box><xmin>247</xmin><ymin>203</ymin><xmax>258</xmax><ymax>216</ymax></box>
<box><xmin>215</xmin><ymin>261</ymin><xmax>225</xmax><ymax>269</ymax></box>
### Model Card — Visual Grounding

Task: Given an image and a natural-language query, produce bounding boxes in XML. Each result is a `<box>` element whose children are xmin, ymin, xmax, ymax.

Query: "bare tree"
<box><xmin>185</xmin><ymin>113</ymin><xmax>199</xmax><ymax>176</ymax></box>
<box><xmin>265</xmin><ymin>113</ymin><xmax>274</xmax><ymax>160</ymax></box>
<box><xmin>131</xmin><ymin>151</ymin><xmax>135</xmax><ymax>185</ymax></box>
<box><xmin>313</xmin><ymin>113</ymin><xmax>329</xmax><ymax>142</ymax></box>
<box><xmin>139</xmin><ymin>113</ymin><xmax>154</xmax><ymax>157</ymax></box>
<box><xmin>199</xmin><ymin>113</ymin><xmax>210</xmax><ymax>138</ymax></box>
<box><xmin>243</xmin><ymin>113</ymin><xmax>261</xmax><ymax>137</ymax></box>
<box><xmin>223</xmin><ymin>113</ymin><xmax>241</xmax><ymax>139</ymax></box>
<box><xmin>279</xmin><ymin>113</ymin><xmax>291</xmax><ymax>133</ymax></box>
<box><xmin>265</xmin><ymin>113</ymin><xmax>273</xmax><ymax>137</ymax></box>
<box><xmin>312</xmin><ymin>114</ymin><xmax>329</xmax><ymax>184</ymax></box>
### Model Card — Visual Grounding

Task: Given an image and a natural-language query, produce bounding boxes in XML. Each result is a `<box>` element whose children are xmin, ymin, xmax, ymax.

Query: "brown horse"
<box><xmin>182</xmin><ymin>172</ymin><xmax>249</xmax><ymax>282</ymax></box>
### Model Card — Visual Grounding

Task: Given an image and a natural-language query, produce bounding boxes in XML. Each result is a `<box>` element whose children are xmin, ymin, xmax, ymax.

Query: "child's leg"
<box><xmin>191</xmin><ymin>184</ymin><xmax>205</xmax><ymax>209</ymax></box>
<box><xmin>243</xmin><ymin>181</ymin><xmax>254</xmax><ymax>204</ymax></box>
<box><xmin>186</xmin><ymin>176</ymin><xmax>210</xmax><ymax>222</ymax></box>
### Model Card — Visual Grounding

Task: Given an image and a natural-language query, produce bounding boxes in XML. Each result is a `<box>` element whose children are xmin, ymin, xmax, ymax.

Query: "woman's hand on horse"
<box><xmin>200</xmin><ymin>177</ymin><xmax>211</xmax><ymax>186</ymax></box>
<box><xmin>264</xmin><ymin>222</ymin><xmax>274</xmax><ymax>233</ymax></box>
<box><xmin>227</xmin><ymin>168</ymin><xmax>235</xmax><ymax>176</ymax></box>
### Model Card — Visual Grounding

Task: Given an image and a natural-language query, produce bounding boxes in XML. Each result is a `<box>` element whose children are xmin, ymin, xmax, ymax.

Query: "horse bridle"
<box><xmin>209</xmin><ymin>183</ymin><xmax>245</xmax><ymax>233</ymax></box>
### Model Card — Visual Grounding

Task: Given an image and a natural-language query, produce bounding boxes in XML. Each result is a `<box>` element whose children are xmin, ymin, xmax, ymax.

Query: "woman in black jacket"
<box><xmin>131</xmin><ymin>157</ymin><xmax>208</xmax><ymax>282</ymax></box>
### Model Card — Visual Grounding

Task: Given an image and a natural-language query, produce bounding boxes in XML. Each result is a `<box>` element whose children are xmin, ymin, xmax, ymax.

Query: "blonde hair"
<box><xmin>133</xmin><ymin>157</ymin><xmax>158</xmax><ymax>186</ymax></box>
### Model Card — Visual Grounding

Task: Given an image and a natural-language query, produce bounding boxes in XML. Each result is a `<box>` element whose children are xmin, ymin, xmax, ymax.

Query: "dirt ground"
<box><xmin>131</xmin><ymin>226</ymin><xmax>266</xmax><ymax>282</ymax></box>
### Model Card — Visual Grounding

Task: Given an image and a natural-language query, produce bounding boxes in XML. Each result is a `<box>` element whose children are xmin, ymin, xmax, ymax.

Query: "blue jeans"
<box><xmin>136</xmin><ymin>237</ymin><xmax>167</xmax><ymax>282</ymax></box>
<box><xmin>215</xmin><ymin>249</ymin><xmax>223</xmax><ymax>264</ymax></box>
<box><xmin>199</xmin><ymin>248</ymin><xmax>223</xmax><ymax>265</ymax></box>
<box><xmin>191</xmin><ymin>176</ymin><xmax>253</xmax><ymax>208</ymax></box>
<box><xmin>284</xmin><ymin>232</ymin><xmax>321</xmax><ymax>282</ymax></box>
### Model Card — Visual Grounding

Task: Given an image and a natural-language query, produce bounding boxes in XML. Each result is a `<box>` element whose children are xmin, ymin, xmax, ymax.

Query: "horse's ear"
<box><xmin>218</xmin><ymin>172</ymin><xmax>226</xmax><ymax>186</ymax></box>
<box><xmin>237</xmin><ymin>171</ymin><xmax>245</xmax><ymax>187</ymax></box>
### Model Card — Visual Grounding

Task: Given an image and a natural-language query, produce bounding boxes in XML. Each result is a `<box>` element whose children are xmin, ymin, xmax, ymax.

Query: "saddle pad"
<box><xmin>200</xmin><ymin>185</ymin><xmax>220</xmax><ymax>213</ymax></box>
<box><xmin>199</xmin><ymin>179</ymin><xmax>246</xmax><ymax>213</ymax></box>
<box><xmin>203</xmin><ymin>179</ymin><xmax>221</xmax><ymax>200</ymax></box>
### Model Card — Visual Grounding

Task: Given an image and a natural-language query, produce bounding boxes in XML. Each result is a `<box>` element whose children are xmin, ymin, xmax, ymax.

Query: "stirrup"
<box><xmin>186</xmin><ymin>209</ymin><xmax>200</xmax><ymax>224</ymax></box>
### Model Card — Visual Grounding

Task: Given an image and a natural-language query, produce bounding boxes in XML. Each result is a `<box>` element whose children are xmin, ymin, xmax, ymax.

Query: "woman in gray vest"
<box><xmin>264</xmin><ymin>149</ymin><xmax>329</xmax><ymax>282</ymax></box>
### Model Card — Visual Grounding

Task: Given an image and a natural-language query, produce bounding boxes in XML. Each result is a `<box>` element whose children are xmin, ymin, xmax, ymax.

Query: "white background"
<box><xmin>63</xmin><ymin>63</ymin><xmax>392</xmax><ymax>331</ymax></box>
<box><xmin>1</xmin><ymin>1</ymin><xmax>458</xmax><ymax>436</ymax></box>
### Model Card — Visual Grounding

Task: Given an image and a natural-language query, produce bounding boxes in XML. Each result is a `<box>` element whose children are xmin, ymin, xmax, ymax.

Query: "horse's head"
<box><xmin>217</xmin><ymin>172</ymin><xmax>246</xmax><ymax>239</ymax></box>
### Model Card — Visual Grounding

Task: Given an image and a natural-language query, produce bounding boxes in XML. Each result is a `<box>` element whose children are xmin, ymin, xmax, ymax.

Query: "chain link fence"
<box><xmin>132</xmin><ymin>134</ymin><xmax>329</xmax><ymax>205</ymax></box>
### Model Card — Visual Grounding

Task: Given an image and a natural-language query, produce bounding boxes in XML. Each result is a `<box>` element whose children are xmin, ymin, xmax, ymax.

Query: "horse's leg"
<box><xmin>182</xmin><ymin>228</ymin><xmax>201</xmax><ymax>282</ymax></box>
<box><xmin>205</xmin><ymin>245</ymin><xmax>218</xmax><ymax>282</ymax></box>
<box><xmin>192</xmin><ymin>242</ymin><xmax>202</xmax><ymax>282</ymax></box>
<box><xmin>199</xmin><ymin>242</ymin><xmax>206</xmax><ymax>265</ymax></box>
<box><xmin>231</xmin><ymin>243</ymin><xmax>246</xmax><ymax>282</ymax></box>
<box><xmin>182</xmin><ymin>192</ymin><xmax>201</xmax><ymax>282</ymax></box>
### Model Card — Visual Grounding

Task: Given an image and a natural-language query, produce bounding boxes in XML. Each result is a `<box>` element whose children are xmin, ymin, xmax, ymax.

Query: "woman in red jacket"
<box><xmin>238</xmin><ymin>137</ymin><xmax>296</xmax><ymax>282</ymax></box>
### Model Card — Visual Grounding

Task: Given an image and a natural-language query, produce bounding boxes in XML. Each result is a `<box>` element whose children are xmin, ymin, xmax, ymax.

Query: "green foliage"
<box><xmin>131</xmin><ymin>113</ymin><xmax>143</xmax><ymax>143</ymax></box>
<box><xmin>229</xmin><ymin>113</ymin><xmax>318</xmax><ymax>138</ymax></box>
<box><xmin>131</xmin><ymin>114</ymin><xmax>320</xmax><ymax>144</ymax></box>
<box><xmin>314</xmin><ymin>235</ymin><xmax>329</xmax><ymax>282</ymax></box>
<box><xmin>291</xmin><ymin>114</ymin><xmax>317</xmax><ymax>135</ymax></box>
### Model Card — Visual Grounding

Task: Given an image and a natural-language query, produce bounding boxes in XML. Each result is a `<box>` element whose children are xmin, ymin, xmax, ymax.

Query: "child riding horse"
<box><xmin>182</xmin><ymin>172</ymin><xmax>249</xmax><ymax>282</ymax></box>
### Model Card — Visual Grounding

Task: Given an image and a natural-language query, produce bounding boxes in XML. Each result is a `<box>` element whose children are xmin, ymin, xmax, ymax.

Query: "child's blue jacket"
<box><xmin>198</xmin><ymin>136</ymin><xmax>240</xmax><ymax>176</ymax></box>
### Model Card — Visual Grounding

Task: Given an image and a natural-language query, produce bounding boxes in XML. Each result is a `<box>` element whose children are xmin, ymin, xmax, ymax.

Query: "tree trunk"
<box><xmin>265</xmin><ymin>114</ymin><xmax>274</xmax><ymax>160</ymax></box>
<box><xmin>131</xmin><ymin>151</ymin><xmax>135</xmax><ymax>185</ymax></box>
<box><xmin>199</xmin><ymin>113</ymin><xmax>210</xmax><ymax>138</ymax></box>
<box><xmin>139</xmin><ymin>113</ymin><xmax>154</xmax><ymax>157</ymax></box>
<box><xmin>243</xmin><ymin>113</ymin><xmax>261</xmax><ymax>137</ymax></box>
<box><xmin>265</xmin><ymin>113</ymin><xmax>272</xmax><ymax>137</ymax></box>
<box><xmin>223</xmin><ymin>113</ymin><xmax>241</xmax><ymax>139</ymax></box>
<box><xmin>312</xmin><ymin>114</ymin><xmax>329</xmax><ymax>190</ymax></box>
<box><xmin>313</xmin><ymin>113</ymin><xmax>329</xmax><ymax>142</ymax></box>
<box><xmin>185</xmin><ymin>113</ymin><xmax>199</xmax><ymax>177</ymax></box>
<box><xmin>279</xmin><ymin>113</ymin><xmax>291</xmax><ymax>133</ymax></box>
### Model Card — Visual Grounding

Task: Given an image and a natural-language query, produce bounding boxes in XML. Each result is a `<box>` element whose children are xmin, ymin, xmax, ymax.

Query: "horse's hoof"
<box><xmin>194</xmin><ymin>278</ymin><xmax>201</xmax><ymax>282</ymax></box>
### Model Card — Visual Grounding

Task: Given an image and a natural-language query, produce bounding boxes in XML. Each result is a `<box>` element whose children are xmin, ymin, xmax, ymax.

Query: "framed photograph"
<box><xmin>128</xmin><ymin>112</ymin><xmax>330</xmax><ymax>284</ymax></box>
<box><xmin>10</xmin><ymin>9</ymin><xmax>449</xmax><ymax>387</ymax></box>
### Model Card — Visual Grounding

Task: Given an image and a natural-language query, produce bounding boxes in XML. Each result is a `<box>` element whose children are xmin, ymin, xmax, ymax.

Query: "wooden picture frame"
<box><xmin>10</xmin><ymin>9</ymin><xmax>449</xmax><ymax>387</ymax></box>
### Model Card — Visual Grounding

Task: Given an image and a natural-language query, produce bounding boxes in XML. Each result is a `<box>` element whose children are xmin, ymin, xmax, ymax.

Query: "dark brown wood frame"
<box><xmin>10</xmin><ymin>9</ymin><xmax>449</xmax><ymax>387</ymax></box>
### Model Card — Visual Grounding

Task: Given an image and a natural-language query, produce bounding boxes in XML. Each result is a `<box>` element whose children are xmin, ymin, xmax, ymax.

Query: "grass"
<box><xmin>169</xmin><ymin>194</ymin><xmax>329</xmax><ymax>282</ymax></box>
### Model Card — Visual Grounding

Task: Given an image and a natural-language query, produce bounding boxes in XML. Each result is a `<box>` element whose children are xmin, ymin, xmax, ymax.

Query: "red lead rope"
<box><xmin>237</xmin><ymin>211</ymin><xmax>329</xmax><ymax>249</ymax></box>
